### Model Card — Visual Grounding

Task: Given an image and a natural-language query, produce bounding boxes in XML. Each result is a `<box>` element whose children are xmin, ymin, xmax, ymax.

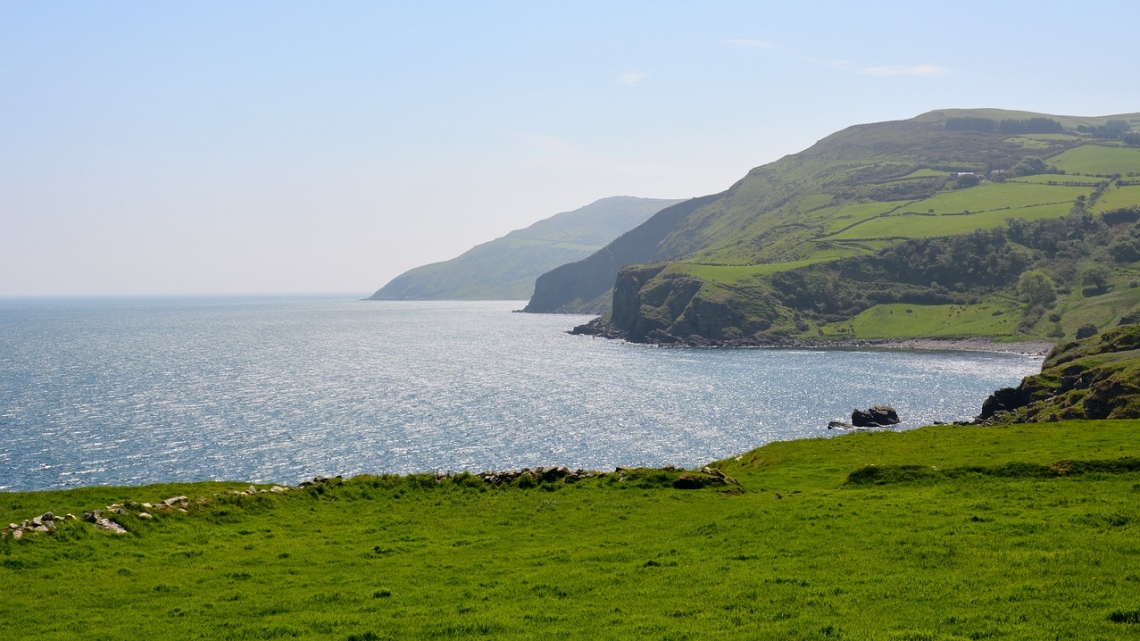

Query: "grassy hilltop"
<box><xmin>527</xmin><ymin>109</ymin><xmax>1140</xmax><ymax>344</ymax></box>
<box><xmin>3</xmin><ymin>419</ymin><xmax>1140</xmax><ymax>640</ymax></box>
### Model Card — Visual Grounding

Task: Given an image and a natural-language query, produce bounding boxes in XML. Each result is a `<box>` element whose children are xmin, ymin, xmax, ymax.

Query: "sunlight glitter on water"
<box><xmin>0</xmin><ymin>297</ymin><xmax>1042</xmax><ymax>491</ymax></box>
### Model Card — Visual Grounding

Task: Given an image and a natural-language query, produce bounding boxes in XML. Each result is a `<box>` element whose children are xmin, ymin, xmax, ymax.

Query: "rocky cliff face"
<box><xmin>574</xmin><ymin>264</ymin><xmax>784</xmax><ymax>345</ymax></box>
<box><xmin>523</xmin><ymin>195</ymin><xmax>717</xmax><ymax>313</ymax></box>
<box><xmin>978</xmin><ymin>324</ymin><xmax>1140</xmax><ymax>423</ymax></box>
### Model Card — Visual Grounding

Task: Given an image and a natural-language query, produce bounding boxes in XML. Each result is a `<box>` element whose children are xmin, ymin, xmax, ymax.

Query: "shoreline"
<box><xmin>569</xmin><ymin>318</ymin><xmax>1054</xmax><ymax>356</ymax></box>
<box><xmin>773</xmin><ymin>337</ymin><xmax>1054</xmax><ymax>357</ymax></box>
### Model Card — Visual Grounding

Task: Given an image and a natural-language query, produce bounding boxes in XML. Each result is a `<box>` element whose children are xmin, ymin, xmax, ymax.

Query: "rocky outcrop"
<box><xmin>828</xmin><ymin>406</ymin><xmax>901</xmax><ymax>429</ymax></box>
<box><xmin>976</xmin><ymin>324</ymin><xmax>1140</xmax><ymax>423</ymax></box>
<box><xmin>851</xmin><ymin>405</ymin><xmax>901</xmax><ymax>427</ymax></box>
<box><xmin>573</xmin><ymin>263</ymin><xmax>783</xmax><ymax>345</ymax></box>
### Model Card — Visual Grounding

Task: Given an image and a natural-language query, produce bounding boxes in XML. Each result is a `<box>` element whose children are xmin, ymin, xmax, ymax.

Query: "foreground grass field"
<box><xmin>3</xmin><ymin>421</ymin><xmax>1140</xmax><ymax>640</ymax></box>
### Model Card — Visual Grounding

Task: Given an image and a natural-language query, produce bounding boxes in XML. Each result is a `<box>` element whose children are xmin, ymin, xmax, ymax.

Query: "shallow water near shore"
<box><xmin>0</xmin><ymin>296</ymin><xmax>1041</xmax><ymax>491</ymax></box>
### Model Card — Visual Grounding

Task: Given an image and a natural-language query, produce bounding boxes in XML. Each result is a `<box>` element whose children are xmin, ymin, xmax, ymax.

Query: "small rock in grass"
<box><xmin>94</xmin><ymin>518</ymin><xmax>128</xmax><ymax>534</ymax></box>
<box><xmin>138</xmin><ymin>512</ymin><xmax>153</xmax><ymax>520</ymax></box>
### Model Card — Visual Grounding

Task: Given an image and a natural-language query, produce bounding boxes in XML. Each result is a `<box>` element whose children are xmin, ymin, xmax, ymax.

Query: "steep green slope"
<box><xmin>370</xmin><ymin>196</ymin><xmax>681</xmax><ymax>301</ymax></box>
<box><xmin>529</xmin><ymin>108</ymin><xmax>1140</xmax><ymax>344</ymax></box>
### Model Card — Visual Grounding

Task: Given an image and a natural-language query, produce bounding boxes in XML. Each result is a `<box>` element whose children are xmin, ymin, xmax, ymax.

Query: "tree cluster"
<box><xmin>944</xmin><ymin>117</ymin><xmax>1064</xmax><ymax>135</ymax></box>
<box><xmin>1076</xmin><ymin>120</ymin><xmax>1132</xmax><ymax>138</ymax></box>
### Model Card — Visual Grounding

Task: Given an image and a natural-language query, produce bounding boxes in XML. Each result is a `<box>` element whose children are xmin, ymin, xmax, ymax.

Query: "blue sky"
<box><xmin>4</xmin><ymin>1</ymin><xmax>1140</xmax><ymax>295</ymax></box>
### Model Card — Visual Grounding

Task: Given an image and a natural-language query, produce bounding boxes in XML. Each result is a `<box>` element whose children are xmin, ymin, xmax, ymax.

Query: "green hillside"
<box><xmin>528</xmin><ymin>109</ymin><xmax>1140</xmax><ymax>345</ymax></box>
<box><xmin>369</xmin><ymin>196</ymin><xmax>682</xmax><ymax>301</ymax></box>
<box><xmin>4</xmin><ymin>419</ymin><xmax>1140</xmax><ymax>639</ymax></box>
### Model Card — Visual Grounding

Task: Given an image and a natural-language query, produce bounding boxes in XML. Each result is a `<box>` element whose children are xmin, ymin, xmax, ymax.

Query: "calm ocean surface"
<box><xmin>0</xmin><ymin>296</ymin><xmax>1042</xmax><ymax>491</ymax></box>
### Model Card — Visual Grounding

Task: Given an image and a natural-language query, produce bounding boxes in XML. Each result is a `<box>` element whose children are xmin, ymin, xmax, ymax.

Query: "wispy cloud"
<box><xmin>857</xmin><ymin>64</ymin><xmax>949</xmax><ymax>77</ymax></box>
<box><xmin>808</xmin><ymin>58</ymin><xmax>856</xmax><ymax>72</ymax></box>
<box><xmin>618</xmin><ymin>71</ymin><xmax>650</xmax><ymax>86</ymax></box>
<box><xmin>726</xmin><ymin>38</ymin><xmax>776</xmax><ymax>50</ymax></box>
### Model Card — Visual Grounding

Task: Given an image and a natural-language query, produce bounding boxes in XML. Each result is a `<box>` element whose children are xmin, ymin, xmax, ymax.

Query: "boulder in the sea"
<box><xmin>827</xmin><ymin>420</ymin><xmax>855</xmax><ymax>430</ymax></box>
<box><xmin>851</xmin><ymin>405</ymin><xmax>900</xmax><ymax>427</ymax></box>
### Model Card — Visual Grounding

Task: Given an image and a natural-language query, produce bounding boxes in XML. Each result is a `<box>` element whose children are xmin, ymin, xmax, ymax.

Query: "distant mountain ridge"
<box><xmin>524</xmin><ymin>108</ymin><xmax>1140</xmax><ymax>346</ymax></box>
<box><xmin>369</xmin><ymin>196</ymin><xmax>683</xmax><ymax>301</ymax></box>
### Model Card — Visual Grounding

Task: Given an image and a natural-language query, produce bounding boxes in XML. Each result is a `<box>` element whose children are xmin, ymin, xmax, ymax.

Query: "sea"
<box><xmin>0</xmin><ymin>296</ymin><xmax>1043</xmax><ymax>492</ymax></box>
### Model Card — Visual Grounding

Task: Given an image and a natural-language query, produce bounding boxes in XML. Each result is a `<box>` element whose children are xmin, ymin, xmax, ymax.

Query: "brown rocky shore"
<box><xmin>570</xmin><ymin>319</ymin><xmax>1052</xmax><ymax>356</ymax></box>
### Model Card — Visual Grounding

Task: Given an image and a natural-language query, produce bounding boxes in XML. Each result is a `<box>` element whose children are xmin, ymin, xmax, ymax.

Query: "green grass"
<box><xmin>829</xmin><ymin>201</ymin><xmax>1076</xmax><ymax>240</ymax></box>
<box><xmin>822</xmin><ymin>183</ymin><xmax>1089</xmax><ymax>241</ymax></box>
<box><xmin>903</xmin><ymin>182</ymin><xmax>1091</xmax><ymax>215</ymax></box>
<box><xmin>4</xmin><ymin>422</ymin><xmax>1140</xmax><ymax>639</ymax></box>
<box><xmin>1038</xmin><ymin>271</ymin><xmax>1140</xmax><ymax>336</ymax></box>
<box><xmin>673</xmin><ymin>258</ymin><xmax>848</xmax><ymax>284</ymax></box>
<box><xmin>1050</xmin><ymin>144</ymin><xmax>1140</xmax><ymax>175</ymax></box>
<box><xmin>1007</xmin><ymin>174</ymin><xmax>1107</xmax><ymax>185</ymax></box>
<box><xmin>874</xmin><ymin>168</ymin><xmax>951</xmax><ymax>182</ymax></box>
<box><xmin>819</xmin><ymin>302</ymin><xmax>1018</xmax><ymax>338</ymax></box>
<box><xmin>1094</xmin><ymin>185</ymin><xmax>1140</xmax><ymax>212</ymax></box>
<box><xmin>817</xmin><ymin>201</ymin><xmax>912</xmax><ymax>234</ymax></box>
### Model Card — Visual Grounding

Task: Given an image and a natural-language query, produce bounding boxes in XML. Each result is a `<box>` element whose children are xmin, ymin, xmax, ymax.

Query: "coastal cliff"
<box><xmin>538</xmin><ymin>109</ymin><xmax>1140</xmax><ymax>345</ymax></box>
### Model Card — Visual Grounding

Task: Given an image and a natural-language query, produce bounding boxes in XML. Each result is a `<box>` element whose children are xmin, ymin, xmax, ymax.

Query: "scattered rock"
<box><xmin>94</xmin><ymin>518</ymin><xmax>127</xmax><ymax>534</ymax></box>
<box><xmin>270</xmin><ymin>486</ymin><xmax>287</xmax><ymax>493</ymax></box>
<box><xmin>11</xmin><ymin>529</ymin><xmax>22</xmax><ymax>540</ymax></box>
<box><xmin>672</xmin><ymin>474</ymin><xmax>721</xmax><ymax>489</ymax></box>
<box><xmin>138</xmin><ymin>512</ymin><xmax>153</xmax><ymax>520</ymax></box>
<box><xmin>827</xmin><ymin>420</ymin><xmax>855</xmax><ymax>430</ymax></box>
<box><xmin>161</xmin><ymin>496</ymin><xmax>188</xmax><ymax>508</ymax></box>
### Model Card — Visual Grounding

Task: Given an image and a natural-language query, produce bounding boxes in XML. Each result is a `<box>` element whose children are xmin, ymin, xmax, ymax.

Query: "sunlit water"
<box><xmin>0</xmin><ymin>296</ymin><xmax>1042</xmax><ymax>491</ymax></box>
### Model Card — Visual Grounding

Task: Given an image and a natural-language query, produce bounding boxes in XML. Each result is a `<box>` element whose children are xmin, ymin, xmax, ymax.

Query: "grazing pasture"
<box><xmin>2</xmin><ymin>421</ymin><xmax>1140</xmax><ymax>640</ymax></box>
<box><xmin>1050</xmin><ymin>145</ymin><xmax>1140</xmax><ymax>175</ymax></box>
